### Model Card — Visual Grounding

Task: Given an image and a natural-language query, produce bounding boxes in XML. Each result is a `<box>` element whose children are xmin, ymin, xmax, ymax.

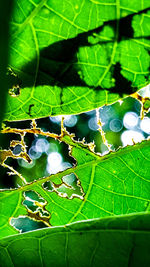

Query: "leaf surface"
<box><xmin>0</xmin><ymin>213</ymin><xmax>150</xmax><ymax>267</ymax></box>
<box><xmin>5</xmin><ymin>0</ymin><xmax>150</xmax><ymax>120</ymax></box>
<box><xmin>0</xmin><ymin>138</ymin><xmax>150</xmax><ymax>239</ymax></box>
<box><xmin>0</xmin><ymin>1</ymin><xmax>14</xmax><ymax>126</ymax></box>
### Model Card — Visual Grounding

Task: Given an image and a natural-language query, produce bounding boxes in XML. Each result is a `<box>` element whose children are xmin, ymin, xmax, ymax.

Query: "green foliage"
<box><xmin>0</xmin><ymin>0</ymin><xmax>150</xmax><ymax>266</ymax></box>
<box><xmin>6</xmin><ymin>0</ymin><xmax>150</xmax><ymax>120</ymax></box>
<box><xmin>0</xmin><ymin>213</ymin><xmax>150</xmax><ymax>267</ymax></box>
<box><xmin>0</xmin><ymin>1</ymin><xmax>14</xmax><ymax>127</ymax></box>
<box><xmin>0</xmin><ymin>137</ymin><xmax>150</xmax><ymax>239</ymax></box>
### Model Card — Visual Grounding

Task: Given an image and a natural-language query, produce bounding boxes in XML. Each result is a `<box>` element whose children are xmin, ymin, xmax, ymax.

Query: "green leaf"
<box><xmin>0</xmin><ymin>1</ymin><xmax>14</xmax><ymax>126</ymax></box>
<box><xmin>0</xmin><ymin>138</ymin><xmax>150</xmax><ymax>239</ymax></box>
<box><xmin>5</xmin><ymin>0</ymin><xmax>150</xmax><ymax>121</ymax></box>
<box><xmin>0</xmin><ymin>213</ymin><xmax>150</xmax><ymax>267</ymax></box>
<box><xmin>77</xmin><ymin>10</ymin><xmax>150</xmax><ymax>90</ymax></box>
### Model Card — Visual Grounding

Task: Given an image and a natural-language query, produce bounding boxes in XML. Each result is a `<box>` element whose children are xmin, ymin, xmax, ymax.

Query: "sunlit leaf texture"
<box><xmin>0</xmin><ymin>213</ymin><xmax>150</xmax><ymax>267</ymax></box>
<box><xmin>0</xmin><ymin>0</ymin><xmax>150</xmax><ymax>266</ymax></box>
<box><xmin>6</xmin><ymin>0</ymin><xmax>150</xmax><ymax>120</ymax></box>
<box><xmin>0</xmin><ymin>138</ymin><xmax>150</xmax><ymax>239</ymax></box>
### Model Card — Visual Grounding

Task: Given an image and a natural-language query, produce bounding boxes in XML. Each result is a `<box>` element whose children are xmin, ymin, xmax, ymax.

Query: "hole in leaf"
<box><xmin>10</xmin><ymin>190</ymin><xmax>50</xmax><ymax>233</ymax></box>
<box><xmin>43</xmin><ymin>173</ymin><xmax>84</xmax><ymax>200</ymax></box>
<box><xmin>10</xmin><ymin>216</ymin><xmax>48</xmax><ymax>233</ymax></box>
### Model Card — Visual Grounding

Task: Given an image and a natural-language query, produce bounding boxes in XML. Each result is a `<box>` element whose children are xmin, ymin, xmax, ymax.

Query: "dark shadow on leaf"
<box><xmin>113</xmin><ymin>63</ymin><xmax>133</xmax><ymax>96</ymax></box>
<box><xmin>9</xmin><ymin>7</ymin><xmax>150</xmax><ymax>97</ymax></box>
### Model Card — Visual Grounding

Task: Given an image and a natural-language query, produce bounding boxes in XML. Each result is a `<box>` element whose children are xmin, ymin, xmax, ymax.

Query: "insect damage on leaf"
<box><xmin>7</xmin><ymin>67</ymin><xmax>21</xmax><ymax>97</ymax></box>
<box><xmin>1</xmin><ymin>3</ymin><xmax>150</xmax><ymax>261</ymax></box>
<box><xmin>0</xmin><ymin>149</ymin><xmax>31</xmax><ymax>166</ymax></box>
<box><xmin>1</xmin><ymin>93</ymin><xmax>150</xmax><ymax>236</ymax></box>
<box><xmin>10</xmin><ymin>190</ymin><xmax>50</xmax><ymax>233</ymax></box>
<box><xmin>0</xmin><ymin>120</ymin><xmax>87</xmax><ymax>231</ymax></box>
<box><xmin>131</xmin><ymin>84</ymin><xmax>150</xmax><ymax>119</ymax></box>
<box><xmin>0</xmin><ymin>119</ymin><xmax>60</xmax><ymax>185</ymax></box>
<box><xmin>96</xmin><ymin>108</ymin><xmax>112</xmax><ymax>152</ymax></box>
<box><xmin>0</xmin><ymin>128</ymin><xmax>32</xmax><ymax>185</ymax></box>
<box><xmin>9</xmin><ymin>85</ymin><xmax>20</xmax><ymax>97</ymax></box>
<box><xmin>43</xmin><ymin>173</ymin><xmax>84</xmax><ymax>200</ymax></box>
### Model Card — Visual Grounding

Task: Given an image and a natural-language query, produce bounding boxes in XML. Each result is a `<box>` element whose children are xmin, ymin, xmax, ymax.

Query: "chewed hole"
<box><xmin>1</xmin><ymin>91</ymin><xmax>149</xmax><ymax>190</ymax></box>
<box><xmin>10</xmin><ymin>216</ymin><xmax>48</xmax><ymax>233</ymax></box>
<box><xmin>49</xmin><ymin>115</ymin><xmax>77</xmax><ymax>128</ymax></box>
<box><xmin>25</xmin><ymin>190</ymin><xmax>46</xmax><ymax>204</ymax></box>
<box><xmin>10</xmin><ymin>190</ymin><xmax>50</xmax><ymax>233</ymax></box>
<box><xmin>62</xmin><ymin>173</ymin><xmax>76</xmax><ymax>185</ymax></box>
<box><xmin>43</xmin><ymin>173</ymin><xmax>84</xmax><ymax>200</ymax></box>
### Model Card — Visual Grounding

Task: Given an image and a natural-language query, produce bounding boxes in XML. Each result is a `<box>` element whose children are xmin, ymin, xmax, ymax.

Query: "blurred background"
<box><xmin>1</xmin><ymin>94</ymin><xmax>150</xmax><ymax>232</ymax></box>
<box><xmin>0</xmin><ymin>95</ymin><xmax>150</xmax><ymax>190</ymax></box>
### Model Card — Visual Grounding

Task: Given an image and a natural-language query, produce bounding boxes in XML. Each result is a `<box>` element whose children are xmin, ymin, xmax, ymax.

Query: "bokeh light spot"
<box><xmin>35</xmin><ymin>138</ymin><xmax>50</xmax><ymax>153</ymax></box>
<box><xmin>88</xmin><ymin>117</ymin><xmax>99</xmax><ymax>131</ymax></box>
<box><xmin>49</xmin><ymin>115</ymin><xmax>77</xmax><ymax>127</ymax></box>
<box><xmin>109</xmin><ymin>119</ymin><xmax>123</xmax><ymax>132</ymax></box>
<box><xmin>121</xmin><ymin>130</ymin><xmax>144</xmax><ymax>146</ymax></box>
<box><xmin>140</xmin><ymin>117</ymin><xmax>150</xmax><ymax>134</ymax></box>
<box><xmin>47</xmin><ymin>152</ymin><xmax>62</xmax><ymax>174</ymax></box>
<box><xmin>123</xmin><ymin>112</ymin><xmax>139</xmax><ymax>129</ymax></box>
<box><xmin>18</xmin><ymin>159</ymin><xmax>35</xmax><ymax>169</ymax></box>
<box><xmin>28</xmin><ymin>146</ymin><xmax>42</xmax><ymax>160</ymax></box>
<box><xmin>64</xmin><ymin>115</ymin><xmax>77</xmax><ymax>127</ymax></box>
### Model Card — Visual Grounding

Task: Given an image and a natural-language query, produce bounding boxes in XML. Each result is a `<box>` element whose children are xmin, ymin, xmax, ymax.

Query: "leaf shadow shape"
<box><xmin>10</xmin><ymin>7</ymin><xmax>150</xmax><ymax>97</ymax></box>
